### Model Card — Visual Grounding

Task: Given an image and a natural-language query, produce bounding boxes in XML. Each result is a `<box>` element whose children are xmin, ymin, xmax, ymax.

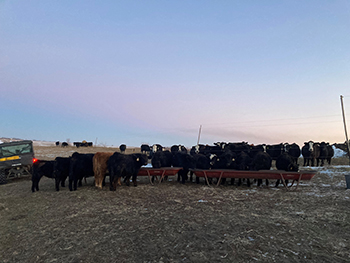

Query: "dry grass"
<box><xmin>1</xmin><ymin>146</ymin><xmax>350</xmax><ymax>263</ymax></box>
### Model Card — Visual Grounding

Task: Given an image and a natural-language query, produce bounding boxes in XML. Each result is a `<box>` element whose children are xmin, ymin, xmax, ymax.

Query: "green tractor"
<box><xmin>0</xmin><ymin>140</ymin><xmax>36</xmax><ymax>184</ymax></box>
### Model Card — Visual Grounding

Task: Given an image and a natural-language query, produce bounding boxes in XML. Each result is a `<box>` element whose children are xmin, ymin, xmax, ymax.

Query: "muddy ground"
<box><xmin>1</xmin><ymin>146</ymin><xmax>350</xmax><ymax>263</ymax></box>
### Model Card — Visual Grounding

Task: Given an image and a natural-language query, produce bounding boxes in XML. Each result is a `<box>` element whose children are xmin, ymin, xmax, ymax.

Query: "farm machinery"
<box><xmin>0</xmin><ymin>140</ymin><xmax>36</xmax><ymax>184</ymax></box>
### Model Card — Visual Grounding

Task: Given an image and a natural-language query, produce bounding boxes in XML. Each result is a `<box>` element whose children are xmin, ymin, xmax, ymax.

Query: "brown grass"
<box><xmin>1</xmin><ymin>146</ymin><xmax>350</xmax><ymax>263</ymax></box>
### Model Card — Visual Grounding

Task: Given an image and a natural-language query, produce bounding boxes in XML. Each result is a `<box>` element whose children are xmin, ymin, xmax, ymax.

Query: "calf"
<box><xmin>31</xmin><ymin>160</ymin><xmax>54</xmax><ymax>192</ymax></box>
<box><xmin>53</xmin><ymin>157</ymin><xmax>70</xmax><ymax>191</ymax></box>
<box><xmin>69</xmin><ymin>152</ymin><xmax>95</xmax><ymax>191</ymax></box>
<box><xmin>93</xmin><ymin>152</ymin><xmax>113</xmax><ymax>189</ymax></box>
<box><xmin>108</xmin><ymin>153</ymin><xmax>148</xmax><ymax>191</ymax></box>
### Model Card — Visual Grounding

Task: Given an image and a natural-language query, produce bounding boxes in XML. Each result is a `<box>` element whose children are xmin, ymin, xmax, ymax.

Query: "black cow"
<box><xmin>312</xmin><ymin>142</ymin><xmax>321</xmax><ymax>166</ymax></box>
<box><xmin>190</xmin><ymin>144</ymin><xmax>205</xmax><ymax>155</ymax></box>
<box><xmin>302</xmin><ymin>141</ymin><xmax>314</xmax><ymax>166</ymax></box>
<box><xmin>248</xmin><ymin>144</ymin><xmax>266</xmax><ymax>159</ymax></box>
<box><xmin>53</xmin><ymin>157</ymin><xmax>70</xmax><ymax>191</ymax></box>
<box><xmin>171</xmin><ymin>145</ymin><xmax>187</xmax><ymax>154</ymax></box>
<box><xmin>149</xmin><ymin>144</ymin><xmax>163</xmax><ymax>159</ymax></box>
<box><xmin>69</xmin><ymin>152</ymin><xmax>95</xmax><ymax>191</ymax></box>
<box><xmin>61</xmin><ymin>142</ymin><xmax>68</xmax><ymax>147</ymax></box>
<box><xmin>119</xmin><ymin>144</ymin><xmax>126</xmax><ymax>154</ymax></box>
<box><xmin>209</xmin><ymin>151</ymin><xmax>235</xmax><ymax>170</ymax></box>
<box><xmin>151</xmin><ymin>150</ymin><xmax>173</xmax><ymax>182</ymax></box>
<box><xmin>108</xmin><ymin>153</ymin><xmax>148</xmax><ymax>190</ymax></box>
<box><xmin>141</xmin><ymin>144</ymin><xmax>151</xmax><ymax>155</ymax></box>
<box><xmin>275</xmin><ymin>152</ymin><xmax>299</xmax><ymax>187</ymax></box>
<box><xmin>326</xmin><ymin>143</ymin><xmax>334</xmax><ymax>165</ymax></box>
<box><xmin>151</xmin><ymin>150</ymin><xmax>173</xmax><ymax>168</ymax></box>
<box><xmin>192</xmin><ymin>153</ymin><xmax>211</xmax><ymax>183</ymax></box>
<box><xmin>55</xmin><ymin>141</ymin><xmax>60</xmax><ymax>146</ymax></box>
<box><xmin>285</xmin><ymin>143</ymin><xmax>301</xmax><ymax>164</ymax></box>
<box><xmin>276</xmin><ymin>152</ymin><xmax>299</xmax><ymax>172</ymax></box>
<box><xmin>250</xmin><ymin>151</ymin><xmax>272</xmax><ymax>186</ymax></box>
<box><xmin>208</xmin><ymin>150</ymin><xmax>236</xmax><ymax>185</ymax></box>
<box><xmin>224</xmin><ymin>142</ymin><xmax>250</xmax><ymax>155</ymax></box>
<box><xmin>31</xmin><ymin>160</ymin><xmax>54</xmax><ymax>192</ymax></box>
<box><xmin>232</xmin><ymin>151</ymin><xmax>252</xmax><ymax>186</ymax></box>
<box><xmin>317</xmin><ymin>142</ymin><xmax>328</xmax><ymax>166</ymax></box>
<box><xmin>266</xmin><ymin>143</ymin><xmax>285</xmax><ymax>160</ymax></box>
<box><xmin>172</xmin><ymin>152</ymin><xmax>195</xmax><ymax>184</ymax></box>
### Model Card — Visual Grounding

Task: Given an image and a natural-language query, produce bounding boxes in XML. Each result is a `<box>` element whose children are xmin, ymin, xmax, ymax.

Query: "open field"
<box><xmin>1</xmin><ymin>146</ymin><xmax>350</xmax><ymax>262</ymax></box>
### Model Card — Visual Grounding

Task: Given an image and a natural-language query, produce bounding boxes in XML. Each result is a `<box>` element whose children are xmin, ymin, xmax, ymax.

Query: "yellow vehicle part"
<box><xmin>0</xmin><ymin>156</ymin><xmax>20</xmax><ymax>162</ymax></box>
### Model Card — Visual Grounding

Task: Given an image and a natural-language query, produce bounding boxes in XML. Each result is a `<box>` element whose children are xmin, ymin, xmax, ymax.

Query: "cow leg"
<box><xmin>69</xmin><ymin>179</ymin><xmax>73</xmax><ymax>191</ymax></box>
<box><xmin>31</xmin><ymin>179</ymin><xmax>37</xmax><ymax>192</ymax></box>
<box><xmin>257</xmin><ymin>179</ymin><xmax>262</xmax><ymax>187</ymax></box>
<box><xmin>189</xmin><ymin>171</ymin><xmax>194</xmax><ymax>182</ymax></box>
<box><xmin>125</xmin><ymin>176</ymin><xmax>130</xmax><ymax>186</ymax></box>
<box><xmin>231</xmin><ymin>178</ymin><xmax>235</xmax><ymax>185</ymax></box>
<box><xmin>74</xmin><ymin>179</ymin><xmax>78</xmax><ymax>191</ymax></box>
<box><xmin>78</xmin><ymin>179</ymin><xmax>83</xmax><ymax>187</ymax></box>
<box><xmin>55</xmin><ymin>178</ymin><xmax>60</xmax><ymax>191</ymax></box>
<box><xmin>237</xmin><ymin>178</ymin><xmax>242</xmax><ymax>186</ymax></box>
<box><xmin>265</xmin><ymin>179</ymin><xmax>269</xmax><ymax>186</ymax></box>
<box><xmin>178</xmin><ymin>170</ymin><xmax>187</xmax><ymax>184</ymax></box>
<box><xmin>109</xmin><ymin>177</ymin><xmax>116</xmax><ymax>191</ymax></box>
<box><xmin>117</xmin><ymin>177</ymin><xmax>122</xmax><ymax>186</ymax></box>
<box><xmin>275</xmin><ymin>179</ymin><xmax>280</xmax><ymax>187</ymax></box>
<box><xmin>132</xmin><ymin>174</ymin><xmax>138</xmax><ymax>187</ymax></box>
<box><xmin>196</xmin><ymin>177</ymin><xmax>200</xmax><ymax>184</ymax></box>
<box><xmin>246</xmin><ymin>179</ymin><xmax>251</xmax><ymax>187</ymax></box>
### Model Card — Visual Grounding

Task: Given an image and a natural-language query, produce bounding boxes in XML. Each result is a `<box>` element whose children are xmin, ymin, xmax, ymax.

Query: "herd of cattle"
<box><xmin>31</xmin><ymin>141</ymin><xmax>335</xmax><ymax>192</ymax></box>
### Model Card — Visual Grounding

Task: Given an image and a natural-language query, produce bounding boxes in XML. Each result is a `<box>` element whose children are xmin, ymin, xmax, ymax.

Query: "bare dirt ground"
<box><xmin>1</xmin><ymin>146</ymin><xmax>350</xmax><ymax>263</ymax></box>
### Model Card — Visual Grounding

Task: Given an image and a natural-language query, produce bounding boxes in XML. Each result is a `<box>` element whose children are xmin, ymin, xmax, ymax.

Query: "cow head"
<box><xmin>287</xmin><ymin>162</ymin><xmax>299</xmax><ymax>172</ymax></box>
<box><xmin>133</xmin><ymin>154</ymin><xmax>148</xmax><ymax>167</ymax></box>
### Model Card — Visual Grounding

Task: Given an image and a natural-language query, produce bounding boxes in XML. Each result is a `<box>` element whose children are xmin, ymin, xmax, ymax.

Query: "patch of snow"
<box><xmin>198</xmin><ymin>199</ymin><xmax>208</xmax><ymax>203</ymax></box>
<box><xmin>333</xmin><ymin>145</ymin><xmax>347</xmax><ymax>158</ymax></box>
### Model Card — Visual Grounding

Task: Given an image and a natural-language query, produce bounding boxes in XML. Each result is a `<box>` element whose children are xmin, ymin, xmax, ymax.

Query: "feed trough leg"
<box><xmin>146</xmin><ymin>170</ymin><xmax>154</xmax><ymax>185</ymax></box>
<box><xmin>203</xmin><ymin>171</ymin><xmax>211</xmax><ymax>187</ymax></box>
<box><xmin>159</xmin><ymin>170</ymin><xmax>166</xmax><ymax>184</ymax></box>
<box><xmin>216</xmin><ymin>171</ymin><xmax>224</xmax><ymax>187</ymax></box>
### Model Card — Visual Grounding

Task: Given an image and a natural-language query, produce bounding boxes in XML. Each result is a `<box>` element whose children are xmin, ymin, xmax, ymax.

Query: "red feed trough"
<box><xmin>191</xmin><ymin>169</ymin><xmax>317</xmax><ymax>189</ymax></box>
<box><xmin>138</xmin><ymin>167</ymin><xmax>183</xmax><ymax>184</ymax></box>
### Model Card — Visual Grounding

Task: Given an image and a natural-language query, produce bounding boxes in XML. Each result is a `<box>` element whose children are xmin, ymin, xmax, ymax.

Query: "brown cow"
<box><xmin>93</xmin><ymin>152</ymin><xmax>113</xmax><ymax>189</ymax></box>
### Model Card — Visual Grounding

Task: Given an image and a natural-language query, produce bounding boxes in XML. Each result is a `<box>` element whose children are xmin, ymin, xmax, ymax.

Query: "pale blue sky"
<box><xmin>1</xmin><ymin>1</ymin><xmax>349</xmax><ymax>147</ymax></box>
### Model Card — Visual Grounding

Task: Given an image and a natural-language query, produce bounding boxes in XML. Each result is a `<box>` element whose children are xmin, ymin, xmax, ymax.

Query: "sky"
<box><xmin>1</xmin><ymin>0</ymin><xmax>350</xmax><ymax>148</ymax></box>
